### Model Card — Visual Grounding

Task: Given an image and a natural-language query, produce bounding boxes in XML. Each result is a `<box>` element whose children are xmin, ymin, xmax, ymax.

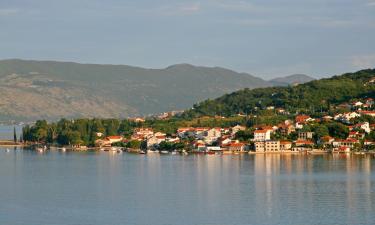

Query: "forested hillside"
<box><xmin>183</xmin><ymin>69</ymin><xmax>375</xmax><ymax>118</ymax></box>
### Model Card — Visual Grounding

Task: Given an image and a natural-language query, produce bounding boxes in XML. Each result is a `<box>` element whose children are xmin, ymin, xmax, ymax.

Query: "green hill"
<box><xmin>183</xmin><ymin>69</ymin><xmax>375</xmax><ymax>118</ymax></box>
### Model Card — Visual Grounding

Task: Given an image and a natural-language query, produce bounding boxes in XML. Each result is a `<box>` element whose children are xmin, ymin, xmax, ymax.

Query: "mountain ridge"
<box><xmin>0</xmin><ymin>59</ymin><xmax>317</xmax><ymax>121</ymax></box>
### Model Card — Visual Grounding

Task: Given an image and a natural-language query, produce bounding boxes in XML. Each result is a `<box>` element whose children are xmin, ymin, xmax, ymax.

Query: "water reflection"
<box><xmin>0</xmin><ymin>149</ymin><xmax>374</xmax><ymax>225</ymax></box>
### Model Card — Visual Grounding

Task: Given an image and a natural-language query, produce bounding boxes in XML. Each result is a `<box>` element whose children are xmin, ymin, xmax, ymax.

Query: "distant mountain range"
<box><xmin>0</xmin><ymin>59</ymin><xmax>313</xmax><ymax>121</ymax></box>
<box><xmin>269</xmin><ymin>74</ymin><xmax>315</xmax><ymax>86</ymax></box>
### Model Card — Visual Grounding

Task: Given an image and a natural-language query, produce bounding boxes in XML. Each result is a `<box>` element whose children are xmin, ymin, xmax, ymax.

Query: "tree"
<box><xmin>234</xmin><ymin>130</ymin><xmax>254</xmax><ymax>142</ymax></box>
<box><xmin>13</xmin><ymin>127</ymin><xmax>17</xmax><ymax>143</ymax></box>
<box><xmin>327</xmin><ymin>122</ymin><xmax>349</xmax><ymax>139</ymax></box>
<box><xmin>312</xmin><ymin>124</ymin><xmax>329</xmax><ymax>141</ymax></box>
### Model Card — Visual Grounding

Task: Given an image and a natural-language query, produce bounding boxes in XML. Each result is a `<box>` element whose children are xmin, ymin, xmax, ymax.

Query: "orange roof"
<box><xmin>295</xmin><ymin>115</ymin><xmax>311</xmax><ymax>123</ymax></box>
<box><xmin>229</xmin><ymin>143</ymin><xmax>245</xmax><ymax>147</ymax></box>
<box><xmin>295</xmin><ymin>140</ymin><xmax>313</xmax><ymax>145</ymax></box>
<box><xmin>254</xmin><ymin>130</ymin><xmax>269</xmax><ymax>134</ymax></box>
<box><xmin>106</xmin><ymin>136</ymin><xmax>122</xmax><ymax>140</ymax></box>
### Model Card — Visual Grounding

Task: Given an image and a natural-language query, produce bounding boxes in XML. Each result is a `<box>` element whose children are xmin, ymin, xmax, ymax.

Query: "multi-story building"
<box><xmin>253</xmin><ymin>129</ymin><xmax>271</xmax><ymax>141</ymax></box>
<box><xmin>255</xmin><ymin>140</ymin><xmax>280</xmax><ymax>152</ymax></box>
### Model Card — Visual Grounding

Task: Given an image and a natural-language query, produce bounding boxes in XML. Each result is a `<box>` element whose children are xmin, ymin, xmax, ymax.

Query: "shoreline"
<box><xmin>3</xmin><ymin>145</ymin><xmax>375</xmax><ymax>156</ymax></box>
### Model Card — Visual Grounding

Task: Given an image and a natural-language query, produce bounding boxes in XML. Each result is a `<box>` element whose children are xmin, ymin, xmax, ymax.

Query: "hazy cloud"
<box><xmin>351</xmin><ymin>54</ymin><xmax>375</xmax><ymax>69</ymax></box>
<box><xmin>367</xmin><ymin>1</ymin><xmax>375</xmax><ymax>6</ymax></box>
<box><xmin>0</xmin><ymin>8</ymin><xmax>20</xmax><ymax>16</ymax></box>
<box><xmin>146</xmin><ymin>2</ymin><xmax>202</xmax><ymax>16</ymax></box>
<box><xmin>215</xmin><ymin>1</ymin><xmax>259</xmax><ymax>12</ymax></box>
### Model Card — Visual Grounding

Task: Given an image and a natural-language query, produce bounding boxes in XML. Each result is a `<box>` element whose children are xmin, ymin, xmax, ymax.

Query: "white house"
<box><xmin>334</xmin><ymin>112</ymin><xmax>361</xmax><ymax>123</ymax></box>
<box><xmin>253</xmin><ymin>129</ymin><xmax>271</xmax><ymax>141</ymax></box>
<box><xmin>231</xmin><ymin>125</ymin><xmax>246</xmax><ymax>135</ymax></box>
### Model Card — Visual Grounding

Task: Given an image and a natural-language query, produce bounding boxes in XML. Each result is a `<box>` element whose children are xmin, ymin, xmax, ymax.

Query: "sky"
<box><xmin>0</xmin><ymin>0</ymin><xmax>374</xmax><ymax>79</ymax></box>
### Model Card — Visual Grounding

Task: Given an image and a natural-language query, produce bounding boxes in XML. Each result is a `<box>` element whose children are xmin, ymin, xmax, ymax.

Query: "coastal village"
<box><xmin>91</xmin><ymin>97</ymin><xmax>375</xmax><ymax>154</ymax></box>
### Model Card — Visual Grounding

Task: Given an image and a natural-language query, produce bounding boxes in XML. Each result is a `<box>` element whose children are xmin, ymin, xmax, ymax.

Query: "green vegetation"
<box><xmin>182</xmin><ymin>69</ymin><xmax>375</xmax><ymax>118</ymax></box>
<box><xmin>22</xmin><ymin>119</ymin><xmax>140</xmax><ymax>146</ymax></box>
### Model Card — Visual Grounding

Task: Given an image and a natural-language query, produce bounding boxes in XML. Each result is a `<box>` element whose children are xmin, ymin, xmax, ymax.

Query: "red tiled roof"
<box><xmin>106</xmin><ymin>136</ymin><xmax>122</xmax><ymax>140</ymax></box>
<box><xmin>254</xmin><ymin>130</ymin><xmax>269</xmax><ymax>134</ymax></box>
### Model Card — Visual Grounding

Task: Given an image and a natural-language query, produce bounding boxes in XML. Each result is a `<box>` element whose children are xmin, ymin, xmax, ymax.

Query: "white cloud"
<box><xmin>351</xmin><ymin>54</ymin><xmax>375</xmax><ymax>69</ymax></box>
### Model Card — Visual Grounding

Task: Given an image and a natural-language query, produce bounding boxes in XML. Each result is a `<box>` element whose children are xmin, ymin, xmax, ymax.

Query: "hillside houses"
<box><xmin>91</xmin><ymin>94</ymin><xmax>375</xmax><ymax>154</ymax></box>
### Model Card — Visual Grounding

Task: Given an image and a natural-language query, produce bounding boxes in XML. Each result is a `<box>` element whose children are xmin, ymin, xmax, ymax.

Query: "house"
<box><xmin>279</xmin><ymin>124</ymin><xmax>295</xmax><ymax>135</ymax></box>
<box><xmin>295</xmin><ymin>115</ymin><xmax>313</xmax><ymax>124</ymax></box>
<box><xmin>227</xmin><ymin>142</ymin><xmax>248</xmax><ymax>152</ymax></box>
<box><xmin>105</xmin><ymin>136</ymin><xmax>123</xmax><ymax>144</ymax></box>
<box><xmin>147</xmin><ymin>134</ymin><xmax>166</xmax><ymax>148</ymax></box>
<box><xmin>95</xmin><ymin>139</ymin><xmax>111</xmax><ymax>147</ymax></box>
<box><xmin>204</xmin><ymin>128</ymin><xmax>222</xmax><ymax>144</ymax></box>
<box><xmin>231</xmin><ymin>125</ymin><xmax>246</xmax><ymax>134</ymax></box>
<box><xmin>319</xmin><ymin>136</ymin><xmax>334</xmax><ymax>146</ymax></box>
<box><xmin>295</xmin><ymin>140</ymin><xmax>314</xmax><ymax>147</ymax></box>
<box><xmin>132</xmin><ymin>128</ymin><xmax>154</xmax><ymax>140</ymax></box>
<box><xmin>332</xmin><ymin>139</ymin><xmax>359</xmax><ymax>149</ymax></box>
<box><xmin>360</xmin><ymin>111</ymin><xmax>375</xmax><ymax>117</ymax></box>
<box><xmin>253</xmin><ymin>129</ymin><xmax>271</xmax><ymax>141</ymax></box>
<box><xmin>322</xmin><ymin>115</ymin><xmax>333</xmax><ymax>121</ymax></box>
<box><xmin>96</xmin><ymin>132</ymin><xmax>103</xmax><ymax>137</ymax></box>
<box><xmin>298</xmin><ymin>131</ymin><xmax>314</xmax><ymax>140</ymax></box>
<box><xmin>353</xmin><ymin>122</ymin><xmax>371</xmax><ymax>133</ymax></box>
<box><xmin>351</xmin><ymin>101</ymin><xmax>363</xmax><ymax>108</ymax></box>
<box><xmin>255</xmin><ymin>140</ymin><xmax>280</xmax><ymax>152</ymax></box>
<box><xmin>254</xmin><ymin>141</ymin><xmax>265</xmax><ymax>152</ymax></box>
<box><xmin>221</xmin><ymin>128</ymin><xmax>231</xmax><ymax>135</ymax></box>
<box><xmin>194</xmin><ymin>127</ymin><xmax>210</xmax><ymax>139</ymax></box>
<box><xmin>280</xmin><ymin>141</ymin><xmax>292</xmax><ymax>151</ymax></box>
<box><xmin>166</xmin><ymin>137</ymin><xmax>180</xmax><ymax>143</ymax></box>
<box><xmin>177</xmin><ymin>127</ymin><xmax>194</xmax><ymax>138</ymax></box>
<box><xmin>334</xmin><ymin>112</ymin><xmax>361</xmax><ymax>123</ymax></box>
<box><xmin>348</xmin><ymin>131</ymin><xmax>365</xmax><ymax>139</ymax></box>
<box><xmin>129</xmin><ymin>117</ymin><xmax>146</xmax><ymax>123</ymax></box>
<box><xmin>218</xmin><ymin>136</ymin><xmax>232</xmax><ymax>146</ymax></box>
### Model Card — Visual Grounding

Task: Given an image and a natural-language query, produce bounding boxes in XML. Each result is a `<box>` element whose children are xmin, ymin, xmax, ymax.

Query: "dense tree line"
<box><xmin>22</xmin><ymin>119</ymin><xmax>139</xmax><ymax>146</ymax></box>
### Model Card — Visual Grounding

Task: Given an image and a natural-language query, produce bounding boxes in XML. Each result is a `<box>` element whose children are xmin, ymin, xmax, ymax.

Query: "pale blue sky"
<box><xmin>0</xmin><ymin>0</ymin><xmax>374</xmax><ymax>78</ymax></box>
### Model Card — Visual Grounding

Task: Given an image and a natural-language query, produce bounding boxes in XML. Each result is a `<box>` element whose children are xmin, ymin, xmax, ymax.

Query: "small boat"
<box><xmin>139</xmin><ymin>150</ymin><xmax>146</xmax><ymax>154</ymax></box>
<box><xmin>147</xmin><ymin>150</ymin><xmax>159</xmax><ymax>154</ymax></box>
<box><xmin>160</xmin><ymin>150</ymin><xmax>169</xmax><ymax>154</ymax></box>
<box><xmin>36</xmin><ymin>147</ymin><xmax>44</xmax><ymax>152</ymax></box>
<box><xmin>5</xmin><ymin>148</ymin><xmax>10</xmax><ymax>152</ymax></box>
<box><xmin>171</xmin><ymin>151</ymin><xmax>177</xmax><ymax>155</ymax></box>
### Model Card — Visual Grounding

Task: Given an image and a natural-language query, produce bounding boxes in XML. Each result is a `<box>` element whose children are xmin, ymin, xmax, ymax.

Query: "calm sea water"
<box><xmin>0</xmin><ymin>148</ymin><xmax>374</xmax><ymax>225</ymax></box>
